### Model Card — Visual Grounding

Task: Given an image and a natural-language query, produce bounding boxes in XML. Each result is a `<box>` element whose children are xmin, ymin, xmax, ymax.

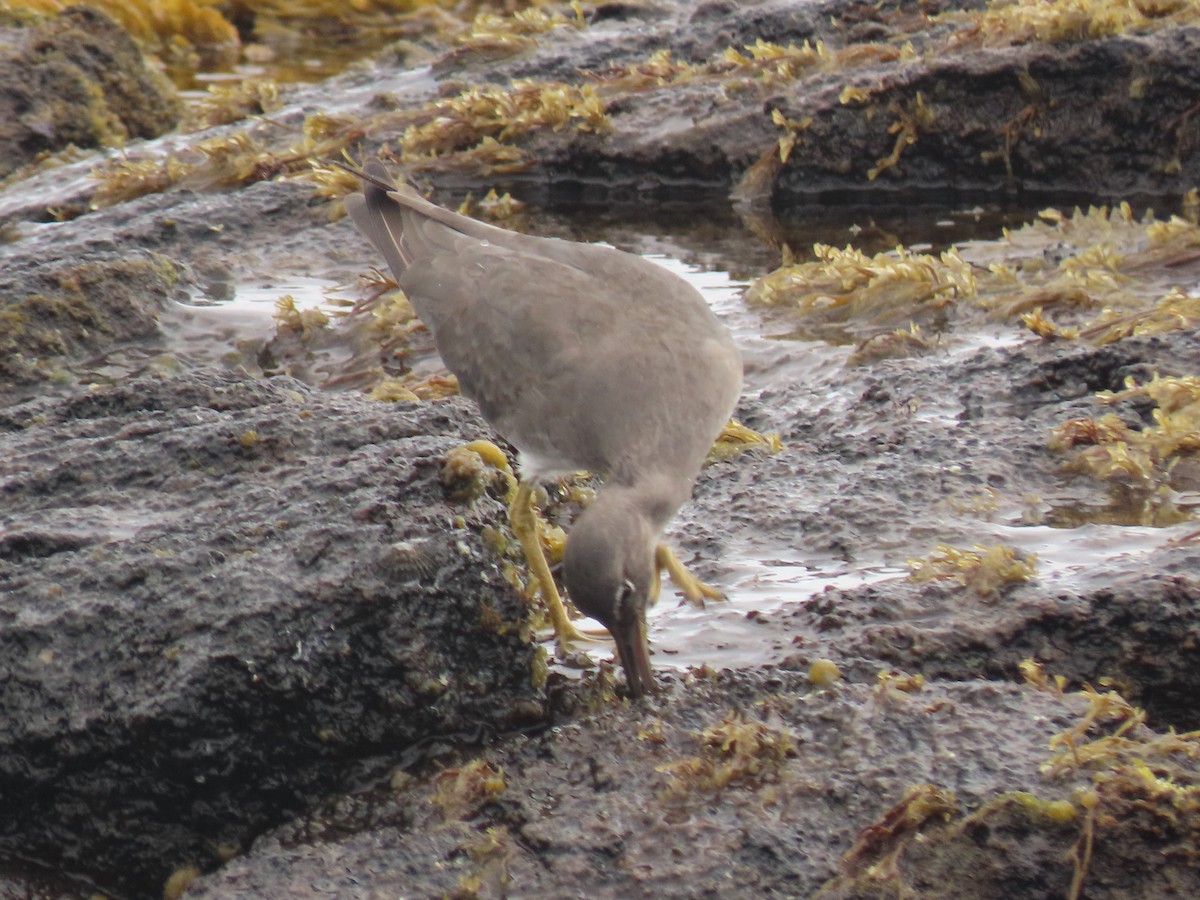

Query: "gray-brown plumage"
<box><xmin>343</xmin><ymin>160</ymin><xmax>741</xmax><ymax>697</ymax></box>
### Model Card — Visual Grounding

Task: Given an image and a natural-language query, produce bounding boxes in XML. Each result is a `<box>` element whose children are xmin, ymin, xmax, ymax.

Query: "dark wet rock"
<box><xmin>779</xmin><ymin>560</ymin><xmax>1200</xmax><ymax>731</ymax></box>
<box><xmin>748</xmin><ymin>330</ymin><xmax>1200</xmax><ymax>735</ymax></box>
<box><xmin>0</xmin><ymin>177</ymin><xmax>336</xmax><ymax>406</ymax></box>
<box><xmin>369</xmin><ymin>0</ymin><xmax>1200</xmax><ymax>202</ymax></box>
<box><xmin>164</xmin><ymin>331</ymin><xmax>1200</xmax><ymax>900</ymax></box>
<box><xmin>0</xmin><ymin>6</ymin><xmax>181</xmax><ymax>180</ymax></box>
<box><xmin>0</xmin><ymin>370</ymin><xmax>544</xmax><ymax>898</ymax></box>
<box><xmin>183</xmin><ymin>671</ymin><xmax>1197</xmax><ymax>900</ymax></box>
<box><xmin>762</xmin><ymin>28</ymin><xmax>1200</xmax><ymax>201</ymax></box>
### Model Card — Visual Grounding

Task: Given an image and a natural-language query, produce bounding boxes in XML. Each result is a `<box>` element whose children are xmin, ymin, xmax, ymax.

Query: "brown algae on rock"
<box><xmin>748</xmin><ymin>199</ymin><xmax>1200</xmax><ymax>349</ymax></box>
<box><xmin>907</xmin><ymin>543</ymin><xmax>1038</xmax><ymax>597</ymax></box>
<box><xmin>0</xmin><ymin>251</ymin><xmax>182</xmax><ymax>395</ymax></box>
<box><xmin>432</xmin><ymin>759</ymin><xmax>507</xmax><ymax>822</ymax></box>
<box><xmin>815</xmin><ymin>662</ymin><xmax>1200</xmax><ymax>899</ymax></box>
<box><xmin>0</xmin><ymin>5</ymin><xmax>181</xmax><ymax>179</ymax></box>
<box><xmin>658</xmin><ymin>707</ymin><xmax>797</xmax><ymax>798</ymax></box>
<box><xmin>398</xmin><ymin>79</ymin><xmax>611</xmax><ymax>160</ymax></box>
<box><xmin>1048</xmin><ymin>373</ymin><xmax>1200</xmax><ymax>524</ymax></box>
<box><xmin>4</xmin><ymin>2</ymin><xmax>1200</xmax><ymax>896</ymax></box>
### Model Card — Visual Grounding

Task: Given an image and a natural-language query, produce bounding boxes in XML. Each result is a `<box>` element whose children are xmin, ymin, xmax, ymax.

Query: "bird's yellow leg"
<box><xmin>655</xmin><ymin>543</ymin><xmax>725</xmax><ymax>608</ymax></box>
<box><xmin>450</xmin><ymin>440</ymin><xmax>606</xmax><ymax>647</ymax></box>
<box><xmin>509</xmin><ymin>481</ymin><xmax>605</xmax><ymax>647</ymax></box>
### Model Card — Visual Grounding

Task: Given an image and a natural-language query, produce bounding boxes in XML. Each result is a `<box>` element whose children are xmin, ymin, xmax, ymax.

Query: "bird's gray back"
<box><xmin>346</xmin><ymin>170</ymin><xmax>741</xmax><ymax>486</ymax></box>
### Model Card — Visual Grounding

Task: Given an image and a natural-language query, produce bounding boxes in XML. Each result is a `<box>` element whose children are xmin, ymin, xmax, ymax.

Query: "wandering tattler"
<box><xmin>343</xmin><ymin>161</ymin><xmax>742</xmax><ymax>697</ymax></box>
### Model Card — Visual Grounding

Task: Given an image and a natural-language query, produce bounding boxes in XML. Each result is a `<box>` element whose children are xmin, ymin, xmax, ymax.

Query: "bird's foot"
<box><xmin>549</xmin><ymin>615</ymin><xmax>609</xmax><ymax>646</ymax></box>
<box><xmin>655</xmin><ymin>543</ymin><xmax>726</xmax><ymax>608</ymax></box>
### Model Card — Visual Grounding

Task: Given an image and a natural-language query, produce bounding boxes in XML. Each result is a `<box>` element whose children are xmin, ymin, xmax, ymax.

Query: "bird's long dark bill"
<box><xmin>613</xmin><ymin>616</ymin><xmax>657</xmax><ymax>698</ymax></box>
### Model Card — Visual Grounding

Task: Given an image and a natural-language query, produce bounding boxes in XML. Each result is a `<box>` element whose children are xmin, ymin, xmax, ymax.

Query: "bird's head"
<box><xmin>563</xmin><ymin>488</ymin><xmax>660</xmax><ymax>697</ymax></box>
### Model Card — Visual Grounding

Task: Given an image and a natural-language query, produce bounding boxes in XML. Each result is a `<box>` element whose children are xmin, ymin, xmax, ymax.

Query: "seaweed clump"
<box><xmin>744</xmin><ymin>244</ymin><xmax>976</xmax><ymax>343</ymax></box>
<box><xmin>90</xmin><ymin>111</ymin><xmax>368</xmax><ymax>209</ymax></box>
<box><xmin>658</xmin><ymin>708</ymin><xmax>797</xmax><ymax>798</ymax></box>
<box><xmin>7</xmin><ymin>0</ymin><xmax>239</xmax><ymax>71</ymax></box>
<box><xmin>819</xmin><ymin>663</ymin><xmax>1200</xmax><ymax>899</ymax></box>
<box><xmin>816</xmin><ymin>784</ymin><xmax>958</xmax><ymax>898</ymax></box>
<box><xmin>1026</xmin><ymin>660</ymin><xmax>1200</xmax><ymax>898</ymax></box>
<box><xmin>906</xmin><ymin>542</ymin><xmax>1037</xmax><ymax>597</ymax></box>
<box><xmin>395</xmin><ymin>34</ymin><xmax>856</xmax><ymax>177</ymax></box>
<box><xmin>1051</xmin><ymin>373</ymin><xmax>1200</xmax><ymax>494</ymax></box>
<box><xmin>446</xmin><ymin>2</ymin><xmax>585</xmax><ymax>65</ymax></box>
<box><xmin>997</xmin><ymin>203</ymin><xmax>1200</xmax><ymax>342</ymax></box>
<box><xmin>944</xmin><ymin>0</ymin><xmax>1200</xmax><ymax>48</ymax></box>
<box><xmin>749</xmin><ymin>198</ymin><xmax>1200</xmax><ymax>349</ymax></box>
<box><xmin>399</xmin><ymin>79</ymin><xmax>611</xmax><ymax>164</ymax></box>
<box><xmin>181</xmin><ymin>78</ymin><xmax>281</xmax><ymax>131</ymax></box>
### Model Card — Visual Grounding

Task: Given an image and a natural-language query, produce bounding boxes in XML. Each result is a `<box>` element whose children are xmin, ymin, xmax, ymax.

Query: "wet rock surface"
<box><xmin>742</xmin><ymin>332</ymin><xmax>1200</xmax><ymax>727</ymax></box>
<box><xmin>0</xmin><ymin>371</ymin><xmax>543</xmax><ymax>898</ymax></box>
<box><xmin>185</xmin><ymin>675</ymin><xmax>1098</xmax><ymax>899</ymax></box>
<box><xmin>0</xmin><ymin>249</ymin><xmax>183</xmax><ymax>400</ymax></box>
<box><xmin>386</xmin><ymin>0</ymin><xmax>1200</xmax><ymax>202</ymax></box>
<box><xmin>0</xmin><ymin>1</ymin><xmax>1198</xmax><ymax>898</ymax></box>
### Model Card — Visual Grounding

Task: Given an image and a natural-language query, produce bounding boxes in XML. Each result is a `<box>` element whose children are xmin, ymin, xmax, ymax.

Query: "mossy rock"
<box><xmin>0</xmin><ymin>5</ymin><xmax>181</xmax><ymax>179</ymax></box>
<box><xmin>0</xmin><ymin>250</ymin><xmax>184</xmax><ymax>393</ymax></box>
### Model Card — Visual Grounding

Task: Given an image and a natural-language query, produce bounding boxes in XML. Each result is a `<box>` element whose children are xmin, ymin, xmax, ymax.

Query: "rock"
<box><xmin>0</xmin><ymin>249</ymin><xmax>183</xmax><ymax>403</ymax></box>
<box><xmin>183</xmin><ymin>671</ymin><xmax>1200</xmax><ymax>900</ymax></box>
<box><xmin>356</xmin><ymin>0</ymin><xmax>1200</xmax><ymax>200</ymax></box>
<box><xmin>0</xmin><ymin>370</ymin><xmax>544</xmax><ymax>898</ymax></box>
<box><xmin>0</xmin><ymin>6</ymin><xmax>181</xmax><ymax>179</ymax></box>
<box><xmin>2</xmin><ymin>2</ymin><xmax>1200</xmax><ymax>896</ymax></box>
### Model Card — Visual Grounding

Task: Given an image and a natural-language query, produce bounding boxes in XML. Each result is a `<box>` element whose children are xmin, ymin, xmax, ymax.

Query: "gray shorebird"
<box><xmin>343</xmin><ymin>160</ymin><xmax>742</xmax><ymax>697</ymax></box>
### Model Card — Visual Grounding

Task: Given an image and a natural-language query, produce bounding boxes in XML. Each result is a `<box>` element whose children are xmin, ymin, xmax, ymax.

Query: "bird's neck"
<box><xmin>599</xmin><ymin>473</ymin><xmax>693</xmax><ymax>532</ymax></box>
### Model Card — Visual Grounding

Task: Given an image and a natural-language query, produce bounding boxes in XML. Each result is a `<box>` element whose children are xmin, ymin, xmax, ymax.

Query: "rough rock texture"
<box><xmin>184</xmin><ymin>671</ymin><xmax>1198</xmax><ymax>900</ymax></box>
<box><xmin>0</xmin><ymin>6</ymin><xmax>181</xmax><ymax>180</ymax></box>
<box><xmin>763</xmin><ymin>27</ymin><xmax>1200</xmax><ymax>201</ymax></box>
<box><xmin>0</xmin><ymin>249</ymin><xmax>183</xmax><ymax>396</ymax></box>
<box><xmin>782</xmin><ymin>560</ymin><xmax>1200</xmax><ymax>731</ymax></box>
<box><xmin>0</xmin><ymin>1</ymin><xmax>1198</xmax><ymax>898</ymax></box>
<box><xmin>392</xmin><ymin>0</ymin><xmax>1200</xmax><ymax>202</ymax></box>
<box><xmin>737</xmin><ymin>331</ymin><xmax>1200</xmax><ymax>729</ymax></box>
<box><xmin>184</xmin><ymin>675</ymin><xmax>1097</xmax><ymax>899</ymax></box>
<box><xmin>0</xmin><ymin>371</ymin><xmax>544</xmax><ymax>898</ymax></box>
<box><xmin>3</xmin><ymin>0</ymin><xmax>1197</xmax><ymax>229</ymax></box>
<box><xmin>0</xmin><ymin>177</ymin><xmax>320</xmax><ymax>407</ymax></box>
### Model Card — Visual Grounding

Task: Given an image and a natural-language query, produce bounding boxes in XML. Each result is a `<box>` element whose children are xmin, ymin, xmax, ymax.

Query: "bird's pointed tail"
<box><xmin>340</xmin><ymin>159</ymin><xmax>413</xmax><ymax>273</ymax></box>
